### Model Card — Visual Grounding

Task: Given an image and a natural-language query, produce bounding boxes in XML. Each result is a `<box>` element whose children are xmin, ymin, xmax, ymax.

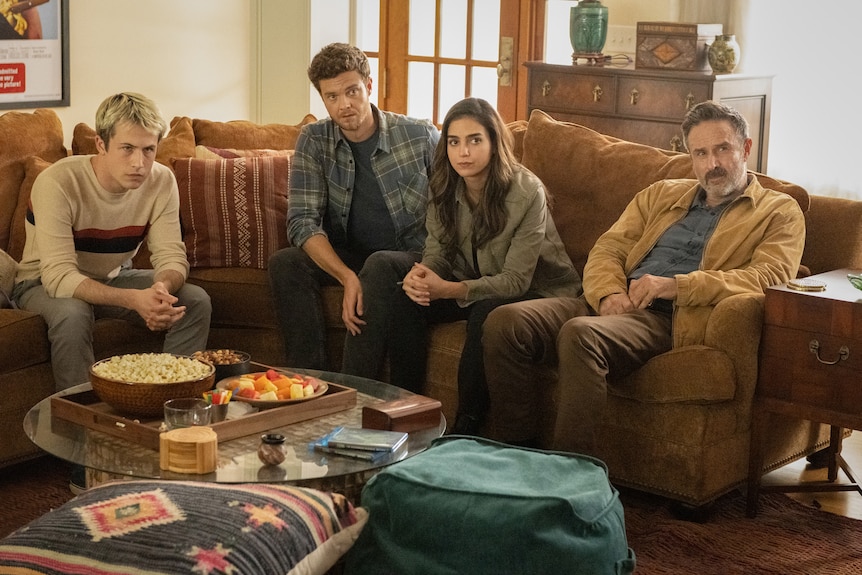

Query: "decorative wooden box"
<box><xmin>636</xmin><ymin>22</ymin><xmax>722</xmax><ymax>71</ymax></box>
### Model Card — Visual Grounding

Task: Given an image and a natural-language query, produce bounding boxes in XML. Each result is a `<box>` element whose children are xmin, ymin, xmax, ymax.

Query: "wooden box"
<box><xmin>636</xmin><ymin>22</ymin><xmax>722</xmax><ymax>71</ymax></box>
<box><xmin>362</xmin><ymin>395</ymin><xmax>442</xmax><ymax>432</ymax></box>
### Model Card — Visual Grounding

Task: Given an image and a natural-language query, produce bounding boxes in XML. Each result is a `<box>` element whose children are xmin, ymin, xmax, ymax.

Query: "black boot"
<box><xmin>450</xmin><ymin>413</ymin><xmax>483</xmax><ymax>436</ymax></box>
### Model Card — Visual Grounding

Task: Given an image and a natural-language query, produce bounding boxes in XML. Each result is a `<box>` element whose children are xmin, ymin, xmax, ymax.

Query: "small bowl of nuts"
<box><xmin>192</xmin><ymin>349</ymin><xmax>252</xmax><ymax>382</ymax></box>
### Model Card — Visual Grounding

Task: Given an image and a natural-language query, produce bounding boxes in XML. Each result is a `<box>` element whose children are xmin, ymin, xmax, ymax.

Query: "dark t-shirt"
<box><xmin>346</xmin><ymin>132</ymin><xmax>398</xmax><ymax>258</ymax></box>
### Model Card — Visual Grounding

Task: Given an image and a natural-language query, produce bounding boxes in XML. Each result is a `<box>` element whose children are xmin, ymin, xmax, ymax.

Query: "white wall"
<box><xmin>8</xmin><ymin>0</ymin><xmax>254</xmax><ymax>148</ymax></box>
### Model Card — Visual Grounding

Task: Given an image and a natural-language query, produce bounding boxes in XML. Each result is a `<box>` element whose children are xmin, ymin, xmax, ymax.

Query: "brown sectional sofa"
<box><xmin>3</xmin><ymin>108</ymin><xmax>862</xmax><ymax>509</ymax></box>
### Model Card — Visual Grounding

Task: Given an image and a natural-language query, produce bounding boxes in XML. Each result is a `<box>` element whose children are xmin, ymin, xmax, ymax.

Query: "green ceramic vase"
<box><xmin>569</xmin><ymin>0</ymin><xmax>608</xmax><ymax>55</ymax></box>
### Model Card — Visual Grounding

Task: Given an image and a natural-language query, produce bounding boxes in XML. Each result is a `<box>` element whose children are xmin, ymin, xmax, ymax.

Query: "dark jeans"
<box><xmin>267</xmin><ymin>246</ymin><xmax>370</xmax><ymax>370</ymax></box>
<box><xmin>342</xmin><ymin>251</ymin><xmax>534</xmax><ymax>416</ymax></box>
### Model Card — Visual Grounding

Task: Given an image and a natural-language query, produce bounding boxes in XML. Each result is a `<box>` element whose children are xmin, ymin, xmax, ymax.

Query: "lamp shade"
<box><xmin>570</xmin><ymin>0</ymin><xmax>608</xmax><ymax>55</ymax></box>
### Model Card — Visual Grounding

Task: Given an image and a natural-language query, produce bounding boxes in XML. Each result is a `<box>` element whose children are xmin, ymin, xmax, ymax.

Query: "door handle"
<box><xmin>497</xmin><ymin>36</ymin><xmax>513</xmax><ymax>87</ymax></box>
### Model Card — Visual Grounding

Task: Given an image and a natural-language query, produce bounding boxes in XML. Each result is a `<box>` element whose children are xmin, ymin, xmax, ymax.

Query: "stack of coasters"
<box><xmin>159</xmin><ymin>426</ymin><xmax>218</xmax><ymax>473</ymax></box>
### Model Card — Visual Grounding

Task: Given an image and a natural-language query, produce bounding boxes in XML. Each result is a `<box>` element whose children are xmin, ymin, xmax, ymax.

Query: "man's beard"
<box><xmin>703</xmin><ymin>165</ymin><xmax>746</xmax><ymax>200</ymax></box>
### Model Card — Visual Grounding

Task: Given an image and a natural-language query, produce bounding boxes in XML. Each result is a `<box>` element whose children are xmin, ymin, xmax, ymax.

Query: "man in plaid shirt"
<box><xmin>268</xmin><ymin>43</ymin><xmax>439</xmax><ymax>378</ymax></box>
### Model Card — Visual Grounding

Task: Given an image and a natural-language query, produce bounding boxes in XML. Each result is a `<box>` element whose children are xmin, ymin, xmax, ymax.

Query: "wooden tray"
<box><xmin>51</xmin><ymin>383</ymin><xmax>357</xmax><ymax>451</ymax></box>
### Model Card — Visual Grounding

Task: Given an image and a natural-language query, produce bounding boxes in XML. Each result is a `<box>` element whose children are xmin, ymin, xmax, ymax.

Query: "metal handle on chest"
<box><xmin>809</xmin><ymin>339</ymin><xmax>850</xmax><ymax>365</ymax></box>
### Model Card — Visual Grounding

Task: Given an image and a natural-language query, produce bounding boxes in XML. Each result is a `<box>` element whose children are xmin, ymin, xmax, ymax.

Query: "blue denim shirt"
<box><xmin>287</xmin><ymin>105</ymin><xmax>440</xmax><ymax>253</ymax></box>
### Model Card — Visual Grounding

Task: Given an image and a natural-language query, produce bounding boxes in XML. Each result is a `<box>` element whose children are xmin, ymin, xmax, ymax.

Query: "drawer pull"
<box><xmin>685</xmin><ymin>92</ymin><xmax>696</xmax><ymax>110</ymax></box>
<box><xmin>542</xmin><ymin>80</ymin><xmax>551</xmax><ymax>97</ymax></box>
<box><xmin>809</xmin><ymin>339</ymin><xmax>850</xmax><ymax>365</ymax></box>
<box><xmin>630</xmin><ymin>88</ymin><xmax>639</xmax><ymax>105</ymax></box>
<box><xmin>593</xmin><ymin>85</ymin><xmax>603</xmax><ymax>102</ymax></box>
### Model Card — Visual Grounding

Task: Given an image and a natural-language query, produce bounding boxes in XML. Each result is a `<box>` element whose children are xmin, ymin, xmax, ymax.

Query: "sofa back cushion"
<box><xmin>71</xmin><ymin>116</ymin><xmax>197</xmax><ymax>165</ymax></box>
<box><xmin>7</xmin><ymin>156</ymin><xmax>52</xmax><ymax>262</ymax></box>
<box><xmin>520</xmin><ymin>110</ymin><xmax>809</xmax><ymax>275</ymax></box>
<box><xmin>192</xmin><ymin>114</ymin><xmax>317</xmax><ymax>150</ymax></box>
<box><xmin>0</xmin><ymin>109</ymin><xmax>67</xmax><ymax>253</ymax></box>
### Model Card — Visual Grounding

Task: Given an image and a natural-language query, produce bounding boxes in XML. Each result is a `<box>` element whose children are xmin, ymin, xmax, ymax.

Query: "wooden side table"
<box><xmin>747</xmin><ymin>269</ymin><xmax>862</xmax><ymax>516</ymax></box>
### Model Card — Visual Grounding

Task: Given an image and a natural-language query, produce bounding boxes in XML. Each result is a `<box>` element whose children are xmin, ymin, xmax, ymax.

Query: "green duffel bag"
<box><xmin>344</xmin><ymin>436</ymin><xmax>636</xmax><ymax>575</ymax></box>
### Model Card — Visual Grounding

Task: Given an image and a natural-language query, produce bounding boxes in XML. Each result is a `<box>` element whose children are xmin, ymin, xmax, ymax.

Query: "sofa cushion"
<box><xmin>521</xmin><ymin>110</ymin><xmax>810</xmax><ymax>275</ymax></box>
<box><xmin>0</xmin><ymin>109</ymin><xmax>67</xmax><ymax>252</ymax></box>
<box><xmin>612</xmin><ymin>346</ymin><xmax>735</xmax><ymax>404</ymax></box>
<box><xmin>71</xmin><ymin>116</ymin><xmax>197</xmax><ymax>165</ymax></box>
<box><xmin>7</xmin><ymin>156</ymin><xmax>52</xmax><ymax>262</ymax></box>
<box><xmin>0</xmin><ymin>480</ymin><xmax>366</xmax><ymax>575</ymax></box>
<box><xmin>187</xmin><ymin>267</ymin><xmax>277</xmax><ymax>328</ymax></box>
<box><xmin>0</xmin><ymin>309</ymin><xmax>50</xmax><ymax>373</ymax></box>
<box><xmin>0</xmin><ymin>109</ymin><xmax>67</xmax><ymax>166</ymax></box>
<box><xmin>173</xmin><ymin>155</ymin><xmax>290</xmax><ymax>269</ymax></box>
<box><xmin>192</xmin><ymin>114</ymin><xmax>317</xmax><ymax>150</ymax></box>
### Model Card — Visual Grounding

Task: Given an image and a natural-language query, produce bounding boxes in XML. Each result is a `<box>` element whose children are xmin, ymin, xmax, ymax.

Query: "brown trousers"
<box><xmin>483</xmin><ymin>296</ymin><xmax>672</xmax><ymax>452</ymax></box>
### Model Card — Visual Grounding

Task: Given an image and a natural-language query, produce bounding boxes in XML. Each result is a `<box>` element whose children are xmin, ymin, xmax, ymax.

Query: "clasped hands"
<box><xmin>401</xmin><ymin>263</ymin><xmax>444</xmax><ymax>306</ymax></box>
<box><xmin>599</xmin><ymin>274</ymin><xmax>676</xmax><ymax>316</ymax></box>
<box><xmin>137</xmin><ymin>281</ymin><xmax>185</xmax><ymax>332</ymax></box>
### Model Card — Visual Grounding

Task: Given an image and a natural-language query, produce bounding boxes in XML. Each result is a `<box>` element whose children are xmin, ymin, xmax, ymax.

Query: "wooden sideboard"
<box><xmin>524</xmin><ymin>61</ymin><xmax>773</xmax><ymax>173</ymax></box>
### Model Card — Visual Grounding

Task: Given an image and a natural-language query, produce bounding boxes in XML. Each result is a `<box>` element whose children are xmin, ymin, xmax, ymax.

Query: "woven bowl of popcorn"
<box><xmin>90</xmin><ymin>353</ymin><xmax>216</xmax><ymax>417</ymax></box>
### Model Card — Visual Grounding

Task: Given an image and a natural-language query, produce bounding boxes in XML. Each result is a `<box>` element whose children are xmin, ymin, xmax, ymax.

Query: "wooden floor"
<box><xmin>759</xmin><ymin>431</ymin><xmax>862</xmax><ymax>519</ymax></box>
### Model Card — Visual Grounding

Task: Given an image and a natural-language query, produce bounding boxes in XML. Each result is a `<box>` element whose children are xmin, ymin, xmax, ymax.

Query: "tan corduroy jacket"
<box><xmin>583</xmin><ymin>175</ymin><xmax>806</xmax><ymax>348</ymax></box>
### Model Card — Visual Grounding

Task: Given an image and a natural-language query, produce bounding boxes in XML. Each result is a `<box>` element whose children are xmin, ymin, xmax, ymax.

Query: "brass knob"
<box><xmin>685</xmin><ymin>92</ymin><xmax>696</xmax><ymax>111</ymax></box>
<box><xmin>542</xmin><ymin>80</ymin><xmax>551</xmax><ymax>97</ymax></box>
<box><xmin>630</xmin><ymin>88</ymin><xmax>639</xmax><ymax>106</ymax></box>
<box><xmin>592</xmin><ymin>85</ymin><xmax>603</xmax><ymax>102</ymax></box>
<box><xmin>670</xmin><ymin>135</ymin><xmax>683</xmax><ymax>152</ymax></box>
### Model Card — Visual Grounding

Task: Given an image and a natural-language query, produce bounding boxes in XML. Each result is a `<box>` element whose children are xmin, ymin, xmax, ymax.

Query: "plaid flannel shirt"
<box><xmin>287</xmin><ymin>106</ymin><xmax>440</xmax><ymax>253</ymax></box>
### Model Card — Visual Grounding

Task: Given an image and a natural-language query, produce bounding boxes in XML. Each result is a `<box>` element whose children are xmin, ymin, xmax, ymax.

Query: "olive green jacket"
<box><xmin>422</xmin><ymin>167</ymin><xmax>582</xmax><ymax>305</ymax></box>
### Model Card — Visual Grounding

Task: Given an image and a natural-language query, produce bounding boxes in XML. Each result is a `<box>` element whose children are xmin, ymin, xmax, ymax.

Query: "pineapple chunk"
<box><xmin>258</xmin><ymin>390</ymin><xmax>278</xmax><ymax>402</ymax></box>
<box><xmin>289</xmin><ymin>383</ymin><xmax>305</xmax><ymax>399</ymax></box>
<box><xmin>303</xmin><ymin>384</ymin><xmax>315</xmax><ymax>397</ymax></box>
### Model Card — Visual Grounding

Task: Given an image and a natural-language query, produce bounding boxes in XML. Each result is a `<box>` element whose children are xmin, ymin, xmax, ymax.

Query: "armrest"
<box><xmin>702</xmin><ymin>292</ymin><xmax>765</xmax><ymax>406</ymax></box>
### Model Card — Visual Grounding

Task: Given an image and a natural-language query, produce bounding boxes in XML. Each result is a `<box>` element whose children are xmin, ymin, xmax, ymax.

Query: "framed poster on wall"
<box><xmin>0</xmin><ymin>0</ymin><xmax>69</xmax><ymax>109</ymax></box>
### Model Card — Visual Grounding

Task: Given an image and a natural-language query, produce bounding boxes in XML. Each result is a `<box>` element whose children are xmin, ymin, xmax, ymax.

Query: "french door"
<box><xmin>359</xmin><ymin>0</ymin><xmax>542</xmax><ymax>124</ymax></box>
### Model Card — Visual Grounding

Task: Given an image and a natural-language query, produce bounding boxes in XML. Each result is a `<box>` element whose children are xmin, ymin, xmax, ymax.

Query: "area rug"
<box><xmin>0</xmin><ymin>456</ymin><xmax>73</xmax><ymax>539</ymax></box>
<box><xmin>623</xmin><ymin>488</ymin><xmax>862</xmax><ymax>574</ymax></box>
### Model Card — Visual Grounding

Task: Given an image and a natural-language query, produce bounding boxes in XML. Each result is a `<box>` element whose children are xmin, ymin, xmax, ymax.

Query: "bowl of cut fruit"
<box><xmin>216</xmin><ymin>368</ymin><xmax>328</xmax><ymax>409</ymax></box>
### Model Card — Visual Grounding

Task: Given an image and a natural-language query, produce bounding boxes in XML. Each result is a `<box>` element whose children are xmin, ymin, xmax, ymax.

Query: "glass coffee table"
<box><xmin>24</xmin><ymin>367</ymin><xmax>445</xmax><ymax>501</ymax></box>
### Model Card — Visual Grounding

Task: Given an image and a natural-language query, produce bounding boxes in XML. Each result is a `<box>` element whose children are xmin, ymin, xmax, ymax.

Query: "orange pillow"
<box><xmin>192</xmin><ymin>114</ymin><xmax>316</xmax><ymax>150</ymax></box>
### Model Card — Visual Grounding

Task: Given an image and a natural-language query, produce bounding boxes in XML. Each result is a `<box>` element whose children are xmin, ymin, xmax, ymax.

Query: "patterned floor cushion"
<box><xmin>0</xmin><ymin>480</ymin><xmax>367</xmax><ymax>575</ymax></box>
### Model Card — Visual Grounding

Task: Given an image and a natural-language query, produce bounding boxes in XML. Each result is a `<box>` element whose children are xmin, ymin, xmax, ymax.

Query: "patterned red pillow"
<box><xmin>172</xmin><ymin>155</ymin><xmax>290</xmax><ymax>269</ymax></box>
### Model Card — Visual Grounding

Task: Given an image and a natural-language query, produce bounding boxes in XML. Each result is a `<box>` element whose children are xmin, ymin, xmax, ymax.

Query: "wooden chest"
<box><xmin>636</xmin><ymin>21</ymin><xmax>722</xmax><ymax>71</ymax></box>
<box><xmin>524</xmin><ymin>61</ymin><xmax>774</xmax><ymax>172</ymax></box>
<box><xmin>758</xmin><ymin>269</ymin><xmax>862</xmax><ymax>429</ymax></box>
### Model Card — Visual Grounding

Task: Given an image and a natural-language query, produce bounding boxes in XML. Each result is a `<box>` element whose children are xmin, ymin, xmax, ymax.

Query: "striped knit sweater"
<box><xmin>16</xmin><ymin>155</ymin><xmax>189</xmax><ymax>298</ymax></box>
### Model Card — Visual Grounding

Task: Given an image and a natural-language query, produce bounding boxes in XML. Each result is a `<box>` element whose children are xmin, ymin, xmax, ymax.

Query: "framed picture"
<box><xmin>0</xmin><ymin>0</ymin><xmax>69</xmax><ymax>109</ymax></box>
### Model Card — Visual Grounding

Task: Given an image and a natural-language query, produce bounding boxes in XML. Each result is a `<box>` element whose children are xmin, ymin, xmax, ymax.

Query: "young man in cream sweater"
<box><xmin>13</xmin><ymin>92</ymin><xmax>211</xmax><ymax>391</ymax></box>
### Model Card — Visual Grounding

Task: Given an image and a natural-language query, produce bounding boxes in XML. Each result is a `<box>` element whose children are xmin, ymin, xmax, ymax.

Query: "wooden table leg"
<box><xmin>827</xmin><ymin>426</ymin><xmax>844</xmax><ymax>482</ymax></box>
<box><xmin>746</xmin><ymin>405</ymin><xmax>768</xmax><ymax>517</ymax></box>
